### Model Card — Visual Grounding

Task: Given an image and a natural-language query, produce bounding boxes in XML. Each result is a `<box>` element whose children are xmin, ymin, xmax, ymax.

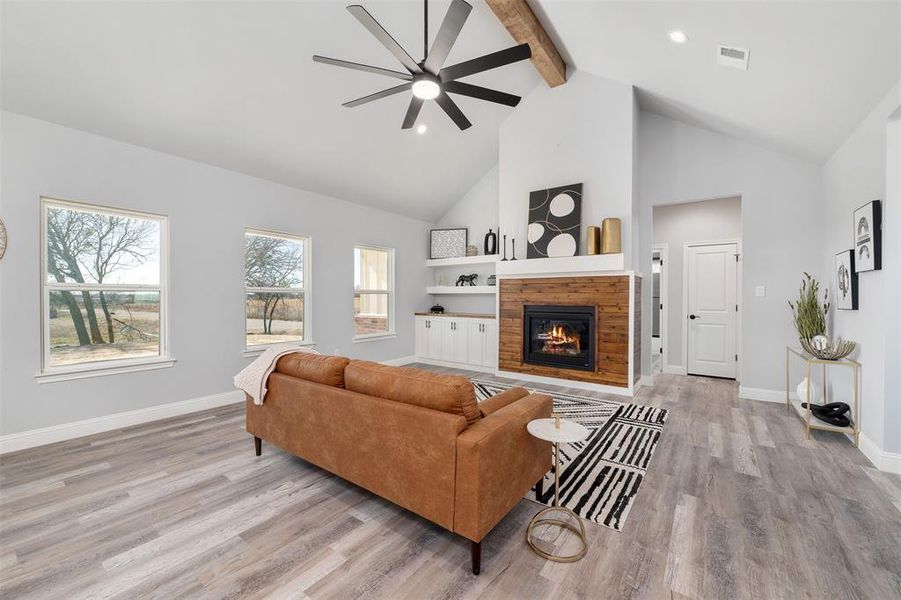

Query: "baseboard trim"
<box><xmin>738</xmin><ymin>386</ymin><xmax>788</xmax><ymax>403</ymax></box>
<box><xmin>663</xmin><ymin>364</ymin><xmax>686</xmax><ymax>375</ymax></box>
<box><xmin>381</xmin><ymin>355</ymin><xmax>417</xmax><ymax>366</ymax></box>
<box><xmin>859</xmin><ymin>432</ymin><xmax>901</xmax><ymax>474</ymax></box>
<box><xmin>640</xmin><ymin>374</ymin><xmax>656</xmax><ymax>387</ymax></box>
<box><xmin>0</xmin><ymin>390</ymin><xmax>244</xmax><ymax>455</ymax></box>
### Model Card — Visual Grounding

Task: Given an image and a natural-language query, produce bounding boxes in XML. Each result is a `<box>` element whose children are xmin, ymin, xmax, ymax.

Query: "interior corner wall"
<box><xmin>498</xmin><ymin>70</ymin><xmax>636</xmax><ymax>268</ymax></box>
<box><xmin>821</xmin><ymin>80</ymin><xmax>901</xmax><ymax>454</ymax></box>
<box><xmin>432</xmin><ymin>165</ymin><xmax>499</xmax><ymax>314</ymax></box>
<box><xmin>0</xmin><ymin>111</ymin><xmax>431</xmax><ymax>437</ymax></box>
<box><xmin>637</xmin><ymin>111</ymin><xmax>823</xmax><ymax>393</ymax></box>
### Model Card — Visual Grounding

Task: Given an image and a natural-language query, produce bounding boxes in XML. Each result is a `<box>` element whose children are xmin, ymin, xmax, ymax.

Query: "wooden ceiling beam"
<box><xmin>485</xmin><ymin>0</ymin><xmax>567</xmax><ymax>87</ymax></box>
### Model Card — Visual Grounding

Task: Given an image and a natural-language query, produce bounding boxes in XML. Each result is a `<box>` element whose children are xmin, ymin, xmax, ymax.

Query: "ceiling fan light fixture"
<box><xmin>412</xmin><ymin>78</ymin><xmax>441</xmax><ymax>100</ymax></box>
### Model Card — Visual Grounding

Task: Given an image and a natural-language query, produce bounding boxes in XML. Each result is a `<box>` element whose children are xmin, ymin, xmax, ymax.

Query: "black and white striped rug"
<box><xmin>472</xmin><ymin>379</ymin><xmax>668</xmax><ymax>532</ymax></box>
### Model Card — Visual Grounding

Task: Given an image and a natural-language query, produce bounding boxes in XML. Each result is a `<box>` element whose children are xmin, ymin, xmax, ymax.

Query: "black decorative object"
<box><xmin>834</xmin><ymin>250</ymin><xmax>858</xmax><ymax>310</ymax></box>
<box><xmin>430</xmin><ymin>304</ymin><xmax>445</xmax><ymax>313</ymax></box>
<box><xmin>511</xmin><ymin>238</ymin><xmax>517</xmax><ymax>260</ymax></box>
<box><xmin>501</xmin><ymin>234</ymin><xmax>508</xmax><ymax>261</ymax></box>
<box><xmin>853</xmin><ymin>200</ymin><xmax>881</xmax><ymax>272</ymax></box>
<box><xmin>487</xmin><ymin>275</ymin><xmax>497</xmax><ymax>286</ymax></box>
<box><xmin>484</xmin><ymin>229</ymin><xmax>497</xmax><ymax>255</ymax></box>
<box><xmin>430</xmin><ymin>228</ymin><xmax>467</xmax><ymax>259</ymax></box>
<box><xmin>312</xmin><ymin>0</ymin><xmax>532</xmax><ymax>131</ymax></box>
<box><xmin>456</xmin><ymin>273</ymin><xmax>478</xmax><ymax>286</ymax></box>
<box><xmin>527</xmin><ymin>183</ymin><xmax>583</xmax><ymax>258</ymax></box>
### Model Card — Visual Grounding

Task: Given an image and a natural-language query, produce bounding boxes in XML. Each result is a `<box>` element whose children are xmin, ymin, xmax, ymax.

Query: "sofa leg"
<box><xmin>471</xmin><ymin>540</ymin><xmax>481</xmax><ymax>575</ymax></box>
<box><xmin>254</xmin><ymin>436</ymin><xmax>261</xmax><ymax>457</ymax></box>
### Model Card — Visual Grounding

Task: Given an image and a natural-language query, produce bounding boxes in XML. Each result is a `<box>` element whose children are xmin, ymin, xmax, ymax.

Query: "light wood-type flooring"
<box><xmin>2</xmin><ymin>369</ymin><xmax>900</xmax><ymax>599</ymax></box>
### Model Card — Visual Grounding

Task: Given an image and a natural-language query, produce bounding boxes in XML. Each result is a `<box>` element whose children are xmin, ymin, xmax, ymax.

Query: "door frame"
<box><xmin>682</xmin><ymin>238</ymin><xmax>742</xmax><ymax>381</ymax></box>
<box><xmin>651</xmin><ymin>242</ymin><xmax>668</xmax><ymax>373</ymax></box>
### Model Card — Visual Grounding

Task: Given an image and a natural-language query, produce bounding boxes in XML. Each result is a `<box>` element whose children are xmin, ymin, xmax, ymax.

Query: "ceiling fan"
<box><xmin>313</xmin><ymin>0</ymin><xmax>532</xmax><ymax>130</ymax></box>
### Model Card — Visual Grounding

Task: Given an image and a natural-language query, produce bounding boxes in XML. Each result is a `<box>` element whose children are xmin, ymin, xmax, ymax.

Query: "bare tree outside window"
<box><xmin>244</xmin><ymin>230</ymin><xmax>308</xmax><ymax>347</ymax></box>
<box><xmin>42</xmin><ymin>199</ymin><xmax>165</xmax><ymax>370</ymax></box>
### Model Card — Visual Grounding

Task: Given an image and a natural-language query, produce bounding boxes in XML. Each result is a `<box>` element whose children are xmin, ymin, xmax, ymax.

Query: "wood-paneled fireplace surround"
<box><xmin>499</xmin><ymin>275</ymin><xmax>640</xmax><ymax>389</ymax></box>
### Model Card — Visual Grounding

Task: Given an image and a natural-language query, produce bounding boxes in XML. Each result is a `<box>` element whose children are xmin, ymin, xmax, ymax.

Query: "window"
<box><xmin>41</xmin><ymin>198</ymin><xmax>168</xmax><ymax>375</ymax></box>
<box><xmin>354</xmin><ymin>245</ymin><xmax>394</xmax><ymax>340</ymax></box>
<box><xmin>245</xmin><ymin>229</ymin><xmax>311</xmax><ymax>349</ymax></box>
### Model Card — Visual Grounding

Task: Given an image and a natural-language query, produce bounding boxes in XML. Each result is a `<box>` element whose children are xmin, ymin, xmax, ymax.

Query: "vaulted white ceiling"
<box><xmin>1</xmin><ymin>1</ymin><xmax>539</xmax><ymax>221</ymax></box>
<box><xmin>3</xmin><ymin>2</ymin><xmax>899</xmax><ymax>222</ymax></box>
<box><xmin>535</xmin><ymin>0</ymin><xmax>900</xmax><ymax>162</ymax></box>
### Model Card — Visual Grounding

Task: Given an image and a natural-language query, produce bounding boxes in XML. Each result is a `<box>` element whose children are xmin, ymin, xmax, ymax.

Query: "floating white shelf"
<box><xmin>426</xmin><ymin>255</ymin><xmax>499</xmax><ymax>268</ymax></box>
<box><xmin>426</xmin><ymin>286</ymin><xmax>497</xmax><ymax>295</ymax></box>
<box><xmin>495</xmin><ymin>254</ymin><xmax>625</xmax><ymax>277</ymax></box>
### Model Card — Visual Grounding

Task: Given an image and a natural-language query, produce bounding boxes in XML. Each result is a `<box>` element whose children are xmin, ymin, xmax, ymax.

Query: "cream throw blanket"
<box><xmin>233</xmin><ymin>345</ymin><xmax>320</xmax><ymax>405</ymax></box>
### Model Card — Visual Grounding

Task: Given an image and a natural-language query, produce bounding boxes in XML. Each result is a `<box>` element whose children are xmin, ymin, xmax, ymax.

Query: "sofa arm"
<box><xmin>478</xmin><ymin>386</ymin><xmax>529</xmax><ymax>416</ymax></box>
<box><xmin>453</xmin><ymin>393</ymin><xmax>553</xmax><ymax>542</ymax></box>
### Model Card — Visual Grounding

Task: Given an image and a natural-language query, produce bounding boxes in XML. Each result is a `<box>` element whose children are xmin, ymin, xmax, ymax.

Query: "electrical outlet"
<box><xmin>755</xmin><ymin>285</ymin><xmax>766</xmax><ymax>297</ymax></box>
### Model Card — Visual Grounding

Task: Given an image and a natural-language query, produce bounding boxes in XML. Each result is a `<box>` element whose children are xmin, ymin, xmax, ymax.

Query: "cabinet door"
<box><xmin>414</xmin><ymin>317</ymin><xmax>429</xmax><ymax>358</ymax></box>
<box><xmin>481</xmin><ymin>320</ymin><xmax>497</xmax><ymax>368</ymax></box>
<box><xmin>451</xmin><ymin>321</ymin><xmax>469</xmax><ymax>363</ymax></box>
<box><xmin>467</xmin><ymin>321</ymin><xmax>484</xmax><ymax>366</ymax></box>
<box><xmin>427</xmin><ymin>318</ymin><xmax>444</xmax><ymax>360</ymax></box>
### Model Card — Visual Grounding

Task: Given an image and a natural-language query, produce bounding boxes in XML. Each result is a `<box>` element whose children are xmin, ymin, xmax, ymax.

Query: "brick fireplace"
<box><xmin>498</xmin><ymin>275</ymin><xmax>640</xmax><ymax>389</ymax></box>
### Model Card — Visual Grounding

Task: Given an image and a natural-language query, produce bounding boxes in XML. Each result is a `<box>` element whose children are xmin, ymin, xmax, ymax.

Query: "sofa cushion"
<box><xmin>275</xmin><ymin>352</ymin><xmax>350</xmax><ymax>387</ymax></box>
<box><xmin>344</xmin><ymin>361</ymin><xmax>481</xmax><ymax>425</ymax></box>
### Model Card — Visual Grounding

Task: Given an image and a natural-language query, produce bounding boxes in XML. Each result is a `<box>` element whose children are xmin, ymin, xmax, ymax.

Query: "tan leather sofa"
<box><xmin>245</xmin><ymin>353</ymin><xmax>552</xmax><ymax>574</ymax></box>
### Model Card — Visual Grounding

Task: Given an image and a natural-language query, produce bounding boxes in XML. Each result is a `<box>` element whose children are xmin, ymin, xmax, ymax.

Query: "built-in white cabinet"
<box><xmin>414</xmin><ymin>315</ymin><xmax>497</xmax><ymax>370</ymax></box>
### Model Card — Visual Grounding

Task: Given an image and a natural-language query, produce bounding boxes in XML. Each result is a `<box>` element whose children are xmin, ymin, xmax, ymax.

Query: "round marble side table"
<box><xmin>525</xmin><ymin>416</ymin><xmax>591</xmax><ymax>562</ymax></box>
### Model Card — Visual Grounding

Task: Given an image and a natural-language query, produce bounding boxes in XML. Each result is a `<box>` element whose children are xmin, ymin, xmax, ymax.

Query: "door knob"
<box><xmin>689</xmin><ymin>314</ymin><xmax>698</xmax><ymax>320</ymax></box>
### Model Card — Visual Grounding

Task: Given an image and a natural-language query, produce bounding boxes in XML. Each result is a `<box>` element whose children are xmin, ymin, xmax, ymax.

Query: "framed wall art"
<box><xmin>429</xmin><ymin>228</ymin><xmax>467</xmax><ymax>259</ymax></box>
<box><xmin>527</xmin><ymin>183</ymin><xmax>582</xmax><ymax>258</ymax></box>
<box><xmin>852</xmin><ymin>199</ymin><xmax>881</xmax><ymax>272</ymax></box>
<box><xmin>834</xmin><ymin>249</ymin><xmax>858</xmax><ymax>310</ymax></box>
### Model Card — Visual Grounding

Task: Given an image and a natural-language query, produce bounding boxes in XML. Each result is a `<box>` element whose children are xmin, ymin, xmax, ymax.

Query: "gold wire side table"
<box><xmin>785</xmin><ymin>346</ymin><xmax>860</xmax><ymax>446</ymax></box>
<box><xmin>525</xmin><ymin>417</ymin><xmax>590</xmax><ymax>562</ymax></box>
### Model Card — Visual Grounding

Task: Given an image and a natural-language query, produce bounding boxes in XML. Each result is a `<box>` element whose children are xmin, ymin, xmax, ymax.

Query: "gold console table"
<box><xmin>784</xmin><ymin>346</ymin><xmax>860</xmax><ymax>446</ymax></box>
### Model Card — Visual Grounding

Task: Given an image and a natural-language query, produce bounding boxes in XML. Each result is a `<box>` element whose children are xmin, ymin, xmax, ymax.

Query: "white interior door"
<box><xmin>686</xmin><ymin>242</ymin><xmax>738</xmax><ymax>379</ymax></box>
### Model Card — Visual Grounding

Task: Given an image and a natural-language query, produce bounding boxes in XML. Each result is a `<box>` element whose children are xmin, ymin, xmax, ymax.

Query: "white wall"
<box><xmin>822</xmin><ymin>80</ymin><xmax>901</xmax><ymax>454</ymax></box>
<box><xmin>652</xmin><ymin>196</ymin><xmax>742</xmax><ymax>368</ymax></box>
<box><xmin>432</xmin><ymin>165</ymin><xmax>499</xmax><ymax>315</ymax></box>
<box><xmin>0</xmin><ymin>112</ymin><xmax>431</xmax><ymax>436</ymax></box>
<box><xmin>638</xmin><ymin>111</ymin><xmax>823</xmax><ymax>393</ymax></box>
<box><xmin>499</xmin><ymin>71</ymin><xmax>637</xmax><ymax>267</ymax></box>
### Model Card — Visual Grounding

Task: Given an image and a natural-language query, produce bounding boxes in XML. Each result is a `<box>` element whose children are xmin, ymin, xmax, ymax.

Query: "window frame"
<box><xmin>38</xmin><ymin>196</ymin><xmax>172</xmax><ymax>381</ymax></box>
<box><xmin>243</xmin><ymin>227</ymin><xmax>313</xmax><ymax>354</ymax></box>
<box><xmin>353</xmin><ymin>244</ymin><xmax>395</xmax><ymax>342</ymax></box>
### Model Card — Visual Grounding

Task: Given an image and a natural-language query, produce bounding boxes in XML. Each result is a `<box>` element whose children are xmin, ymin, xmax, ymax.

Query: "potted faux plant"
<box><xmin>787</xmin><ymin>273</ymin><xmax>855</xmax><ymax>360</ymax></box>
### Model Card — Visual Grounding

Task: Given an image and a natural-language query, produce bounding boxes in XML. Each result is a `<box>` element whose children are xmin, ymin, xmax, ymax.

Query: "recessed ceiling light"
<box><xmin>416</xmin><ymin>124</ymin><xmax>428</xmax><ymax>135</ymax></box>
<box><xmin>669</xmin><ymin>30</ymin><xmax>689</xmax><ymax>44</ymax></box>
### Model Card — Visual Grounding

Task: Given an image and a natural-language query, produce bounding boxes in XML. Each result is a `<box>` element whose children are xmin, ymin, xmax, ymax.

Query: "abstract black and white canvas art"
<box><xmin>429</xmin><ymin>228</ymin><xmax>467</xmax><ymax>259</ymax></box>
<box><xmin>853</xmin><ymin>200</ymin><xmax>881</xmax><ymax>272</ymax></box>
<box><xmin>527</xmin><ymin>183</ymin><xmax>582</xmax><ymax>258</ymax></box>
<box><xmin>834</xmin><ymin>250</ymin><xmax>858</xmax><ymax>310</ymax></box>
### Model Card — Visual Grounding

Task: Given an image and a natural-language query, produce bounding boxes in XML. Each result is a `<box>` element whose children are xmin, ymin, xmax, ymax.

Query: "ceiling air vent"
<box><xmin>717</xmin><ymin>45</ymin><xmax>750</xmax><ymax>70</ymax></box>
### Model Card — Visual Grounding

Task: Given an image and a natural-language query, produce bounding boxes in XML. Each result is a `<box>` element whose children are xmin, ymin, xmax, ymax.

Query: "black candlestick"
<box><xmin>501</xmin><ymin>234</ymin><xmax>508</xmax><ymax>261</ymax></box>
<box><xmin>511</xmin><ymin>238</ymin><xmax>517</xmax><ymax>261</ymax></box>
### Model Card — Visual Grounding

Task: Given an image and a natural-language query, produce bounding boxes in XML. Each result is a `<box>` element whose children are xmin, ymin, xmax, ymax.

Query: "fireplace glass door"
<box><xmin>523</xmin><ymin>305</ymin><xmax>595</xmax><ymax>371</ymax></box>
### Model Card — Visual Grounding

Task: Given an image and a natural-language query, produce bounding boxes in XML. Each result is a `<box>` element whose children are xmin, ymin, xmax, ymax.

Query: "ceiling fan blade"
<box><xmin>439</xmin><ymin>43</ymin><xmax>531</xmax><ymax>82</ymax></box>
<box><xmin>401</xmin><ymin>97</ymin><xmax>425</xmax><ymax>129</ymax></box>
<box><xmin>443</xmin><ymin>81</ymin><xmax>520</xmax><ymax>107</ymax></box>
<box><xmin>342</xmin><ymin>83</ymin><xmax>412</xmax><ymax>108</ymax></box>
<box><xmin>435</xmin><ymin>92</ymin><xmax>472</xmax><ymax>130</ymax></box>
<box><xmin>313</xmin><ymin>56</ymin><xmax>413</xmax><ymax>81</ymax></box>
<box><xmin>423</xmin><ymin>0</ymin><xmax>472</xmax><ymax>74</ymax></box>
<box><xmin>347</xmin><ymin>5</ymin><xmax>421</xmax><ymax>74</ymax></box>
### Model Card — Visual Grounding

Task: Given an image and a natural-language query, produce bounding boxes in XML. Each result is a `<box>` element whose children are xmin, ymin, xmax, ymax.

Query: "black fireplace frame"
<box><xmin>522</xmin><ymin>305</ymin><xmax>596</xmax><ymax>372</ymax></box>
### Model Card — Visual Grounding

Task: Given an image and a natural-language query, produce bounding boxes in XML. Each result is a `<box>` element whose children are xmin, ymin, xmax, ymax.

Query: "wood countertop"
<box><xmin>415</xmin><ymin>312</ymin><xmax>496</xmax><ymax>319</ymax></box>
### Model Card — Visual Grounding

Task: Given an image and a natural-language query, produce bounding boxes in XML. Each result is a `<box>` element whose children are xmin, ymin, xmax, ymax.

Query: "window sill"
<box><xmin>242</xmin><ymin>341</ymin><xmax>317</xmax><ymax>358</ymax></box>
<box><xmin>353</xmin><ymin>333</ymin><xmax>397</xmax><ymax>344</ymax></box>
<box><xmin>36</xmin><ymin>357</ymin><xmax>177</xmax><ymax>384</ymax></box>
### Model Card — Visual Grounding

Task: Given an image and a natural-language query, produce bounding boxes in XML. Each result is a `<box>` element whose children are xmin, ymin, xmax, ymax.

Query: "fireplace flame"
<box><xmin>539</xmin><ymin>324</ymin><xmax>581</xmax><ymax>354</ymax></box>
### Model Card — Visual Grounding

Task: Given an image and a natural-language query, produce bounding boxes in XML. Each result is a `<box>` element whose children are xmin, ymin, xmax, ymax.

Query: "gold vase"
<box><xmin>601</xmin><ymin>218</ymin><xmax>621</xmax><ymax>254</ymax></box>
<box><xmin>586</xmin><ymin>226</ymin><xmax>600</xmax><ymax>255</ymax></box>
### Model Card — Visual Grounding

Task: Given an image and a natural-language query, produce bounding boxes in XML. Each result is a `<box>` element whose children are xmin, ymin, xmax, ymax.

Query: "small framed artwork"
<box><xmin>429</xmin><ymin>228</ymin><xmax>467</xmax><ymax>259</ymax></box>
<box><xmin>853</xmin><ymin>199</ymin><xmax>881</xmax><ymax>272</ymax></box>
<box><xmin>834</xmin><ymin>250</ymin><xmax>858</xmax><ymax>310</ymax></box>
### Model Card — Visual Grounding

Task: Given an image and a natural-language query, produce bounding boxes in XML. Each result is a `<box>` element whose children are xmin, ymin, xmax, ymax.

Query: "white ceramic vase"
<box><xmin>796</xmin><ymin>377</ymin><xmax>818</xmax><ymax>405</ymax></box>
